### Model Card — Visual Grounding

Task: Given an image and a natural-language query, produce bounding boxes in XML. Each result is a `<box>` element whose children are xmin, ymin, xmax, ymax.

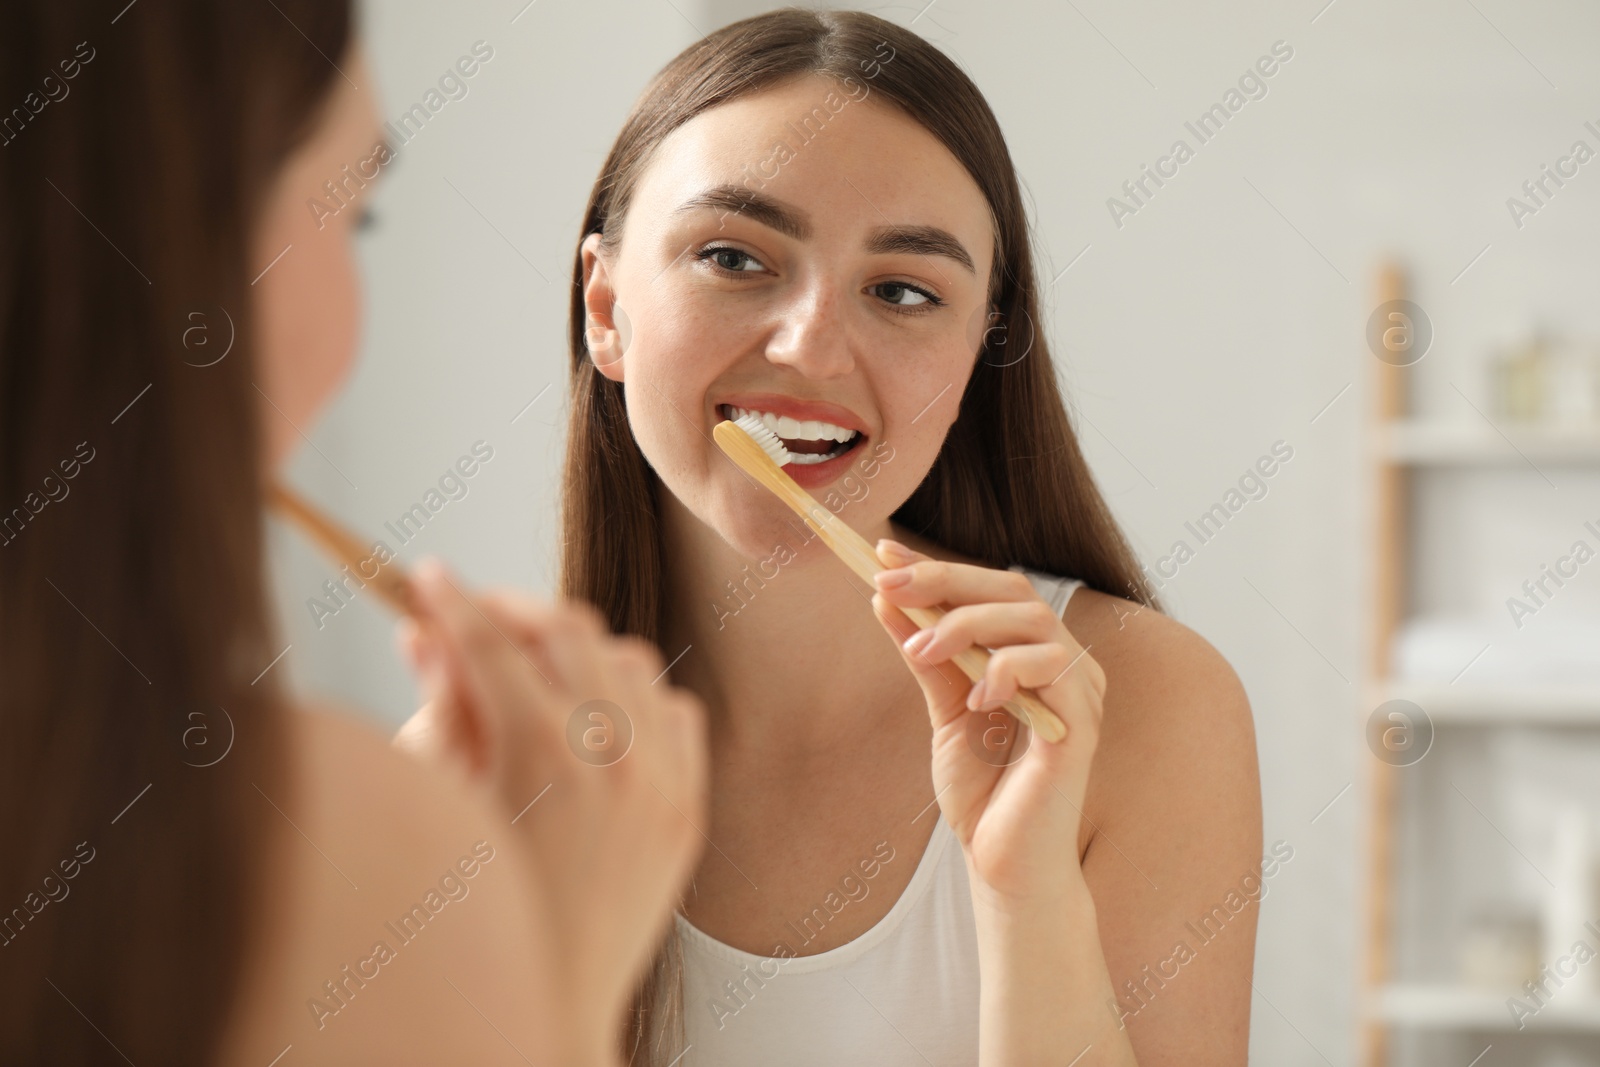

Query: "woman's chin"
<box><xmin>703</xmin><ymin>498</ymin><xmax>814</xmax><ymax>561</ymax></box>
<box><xmin>717</xmin><ymin>518</ymin><xmax>801</xmax><ymax>561</ymax></box>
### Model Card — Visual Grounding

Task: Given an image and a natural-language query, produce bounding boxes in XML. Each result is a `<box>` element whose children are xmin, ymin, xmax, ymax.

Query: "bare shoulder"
<box><xmin>1065</xmin><ymin>587</ymin><xmax>1257</xmax><ymax>762</ymax></box>
<box><xmin>218</xmin><ymin>705</ymin><xmax>561</xmax><ymax>1066</ymax></box>
<box><xmin>1063</xmin><ymin>587</ymin><xmax>1263</xmax><ymax>1062</ymax></box>
<box><xmin>1063</xmin><ymin>587</ymin><xmax>1260</xmax><ymax>850</ymax></box>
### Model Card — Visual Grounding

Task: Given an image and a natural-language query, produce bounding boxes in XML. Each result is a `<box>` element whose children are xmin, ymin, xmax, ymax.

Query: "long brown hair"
<box><xmin>560</xmin><ymin>8</ymin><xmax>1160</xmax><ymax>1062</ymax></box>
<box><xmin>0</xmin><ymin>2</ymin><xmax>350</xmax><ymax>1062</ymax></box>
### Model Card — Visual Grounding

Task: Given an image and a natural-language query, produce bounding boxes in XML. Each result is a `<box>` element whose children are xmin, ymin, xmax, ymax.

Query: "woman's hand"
<box><xmin>394</xmin><ymin>560</ymin><xmax>708</xmax><ymax>1042</ymax></box>
<box><xmin>869</xmin><ymin>538</ymin><xmax>1107</xmax><ymax>905</ymax></box>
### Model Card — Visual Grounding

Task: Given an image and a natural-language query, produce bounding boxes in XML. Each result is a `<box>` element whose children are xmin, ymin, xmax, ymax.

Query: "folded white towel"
<box><xmin>1393</xmin><ymin>615</ymin><xmax>1600</xmax><ymax>685</ymax></box>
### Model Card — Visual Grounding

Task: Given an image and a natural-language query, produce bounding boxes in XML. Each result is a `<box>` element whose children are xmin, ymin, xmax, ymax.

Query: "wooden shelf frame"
<box><xmin>1362</xmin><ymin>262</ymin><xmax>1409</xmax><ymax>1067</ymax></box>
<box><xmin>1362</xmin><ymin>266</ymin><xmax>1600</xmax><ymax>1065</ymax></box>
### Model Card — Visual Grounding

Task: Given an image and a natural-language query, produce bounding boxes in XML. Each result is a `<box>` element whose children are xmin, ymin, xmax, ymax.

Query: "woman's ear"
<box><xmin>580</xmin><ymin>232</ymin><xmax>627</xmax><ymax>382</ymax></box>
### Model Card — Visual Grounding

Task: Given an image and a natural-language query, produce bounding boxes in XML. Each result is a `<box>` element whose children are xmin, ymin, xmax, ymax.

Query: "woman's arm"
<box><xmin>970</xmin><ymin>867</ymin><xmax>1131</xmax><ymax>1064</ymax></box>
<box><xmin>871</xmin><ymin>541</ymin><xmax>1261</xmax><ymax>1066</ymax></box>
<box><xmin>1065</xmin><ymin>594</ymin><xmax>1262</xmax><ymax>1065</ymax></box>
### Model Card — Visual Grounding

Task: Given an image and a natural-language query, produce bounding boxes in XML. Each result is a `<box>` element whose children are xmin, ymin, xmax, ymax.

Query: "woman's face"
<box><xmin>582</xmin><ymin>74</ymin><xmax>997</xmax><ymax>558</ymax></box>
<box><xmin>254</xmin><ymin>49</ymin><xmax>384</xmax><ymax>470</ymax></box>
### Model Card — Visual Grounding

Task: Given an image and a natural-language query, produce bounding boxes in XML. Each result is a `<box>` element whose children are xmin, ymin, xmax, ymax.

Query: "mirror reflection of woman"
<box><xmin>459</xmin><ymin>9</ymin><xmax>1260</xmax><ymax>1065</ymax></box>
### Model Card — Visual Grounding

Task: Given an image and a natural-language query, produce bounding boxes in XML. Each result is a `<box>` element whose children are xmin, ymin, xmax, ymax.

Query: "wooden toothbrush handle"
<box><xmin>269</xmin><ymin>481</ymin><xmax>415</xmax><ymax>616</ymax></box>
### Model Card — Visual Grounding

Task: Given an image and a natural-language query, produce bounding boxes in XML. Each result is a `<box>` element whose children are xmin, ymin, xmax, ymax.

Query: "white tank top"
<box><xmin>677</xmin><ymin>566</ymin><xmax>1086</xmax><ymax>1066</ymax></box>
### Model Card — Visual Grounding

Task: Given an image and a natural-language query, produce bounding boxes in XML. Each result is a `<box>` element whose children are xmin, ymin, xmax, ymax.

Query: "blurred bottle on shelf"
<box><xmin>1490</xmin><ymin>325</ymin><xmax>1547</xmax><ymax>422</ymax></box>
<box><xmin>1457</xmin><ymin>902</ymin><xmax>1541</xmax><ymax>989</ymax></box>
<box><xmin>1489</xmin><ymin>323</ymin><xmax>1600</xmax><ymax>425</ymax></box>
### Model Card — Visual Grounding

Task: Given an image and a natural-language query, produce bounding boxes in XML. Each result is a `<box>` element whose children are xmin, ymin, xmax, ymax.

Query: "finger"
<box><xmin>393</xmin><ymin>699</ymin><xmax>473</xmax><ymax>772</ymax></box>
<box><xmin>872</xmin><ymin>592</ymin><xmax>972</xmax><ymax>731</ymax></box>
<box><xmin>872</xmin><ymin>553</ymin><xmax>1039</xmax><ymax>611</ymax></box>
<box><xmin>631</xmin><ymin>685</ymin><xmax>703</xmax><ymax>805</ymax></box>
<box><xmin>479</xmin><ymin>591</ymin><xmax>648</xmax><ymax>715</ymax></box>
<box><xmin>603</xmin><ymin>632</ymin><xmax>667</xmax><ymax>678</ymax></box>
<box><xmin>394</xmin><ymin>606</ymin><xmax>498</xmax><ymax>773</ymax></box>
<box><xmin>477</xmin><ymin>588</ymin><xmax>559</xmax><ymax>641</ymax></box>
<box><xmin>594</xmin><ymin>642</ymin><xmax>666</xmax><ymax>762</ymax></box>
<box><xmin>911</xmin><ymin>599</ymin><xmax>1077</xmax><ymax>663</ymax></box>
<box><xmin>875</xmin><ymin>538</ymin><xmax>932</xmax><ymax>565</ymax></box>
<box><xmin>395</xmin><ymin>616</ymin><xmax>423</xmax><ymax>670</ymax></box>
<box><xmin>411</xmin><ymin>562</ymin><xmax>559</xmax><ymax>753</ymax></box>
<box><xmin>970</xmin><ymin>641</ymin><xmax>1104</xmax><ymax>713</ymax></box>
<box><xmin>531</xmin><ymin>599</ymin><xmax>614</xmax><ymax>703</ymax></box>
<box><xmin>475</xmin><ymin>592</ymin><xmax>564</xmax><ymax>687</ymax></box>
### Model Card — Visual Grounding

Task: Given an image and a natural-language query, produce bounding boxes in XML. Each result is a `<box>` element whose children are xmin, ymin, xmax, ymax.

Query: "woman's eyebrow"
<box><xmin>676</xmin><ymin>185</ymin><xmax>974</xmax><ymax>274</ymax></box>
<box><xmin>675</xmin><ymin>185</ymin><xmax>811</xmax><ymax>240</ymax></box>
<box><xmin>865</xmin><ymin>225</ymin><xmax>975</xmax><ymax>274</ymax></box>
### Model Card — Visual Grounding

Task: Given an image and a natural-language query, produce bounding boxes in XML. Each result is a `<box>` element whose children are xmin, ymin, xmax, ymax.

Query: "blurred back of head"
<box><xmin>0</xmin><ymin>1</ymin><xmax>349</xmax><ymax>1060</ymax></box>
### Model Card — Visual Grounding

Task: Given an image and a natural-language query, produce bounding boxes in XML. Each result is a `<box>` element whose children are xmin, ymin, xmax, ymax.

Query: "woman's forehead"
<box><xmin>628</xmin><ymin>78</ymin><xmax>994</xmax><ymax>259</ymax></box>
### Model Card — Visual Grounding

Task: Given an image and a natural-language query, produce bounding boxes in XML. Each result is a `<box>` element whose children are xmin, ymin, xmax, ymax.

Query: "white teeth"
<box><xmin>727</xmin><ymin>405</ymin><xmax>857</xmax><ymax>444</ymax></box>
<box><xmin>786</xmin><ymin>449</ymin><xmax>843</xmax><ymax>465</ymax></box>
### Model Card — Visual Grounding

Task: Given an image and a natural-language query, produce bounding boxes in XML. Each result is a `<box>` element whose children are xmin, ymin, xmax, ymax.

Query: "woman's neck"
<box><xmin>657</xmin><ymin>490</ymin><xmax>930</xmax><ymax>757</ymax></box>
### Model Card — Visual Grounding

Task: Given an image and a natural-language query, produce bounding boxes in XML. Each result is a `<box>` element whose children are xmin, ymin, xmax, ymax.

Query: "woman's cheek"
<box><xmin>253</xmin><ymin>223</ymin><xmax>364</xmax><ymax>467</ymax></box>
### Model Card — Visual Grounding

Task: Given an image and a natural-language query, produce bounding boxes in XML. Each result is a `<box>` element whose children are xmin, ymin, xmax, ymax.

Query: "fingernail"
<box><xmin>966</xmin><ymin>679</ymin><xmax>987</xmax><ymax>711</ymax></box>
<box><xmin>874</xmin><ymin>567</ymin><xmax>912</xmax><ymax>590</ymax></box>
<box><xmin>877</xmin><ymin>538</ymin><xmax>915</xmax><ymax>564</ymax></box>
<box><xmin>902</xmin><ymin>628</ymin><xmax>935</xmax><ymax>656</ymax></box>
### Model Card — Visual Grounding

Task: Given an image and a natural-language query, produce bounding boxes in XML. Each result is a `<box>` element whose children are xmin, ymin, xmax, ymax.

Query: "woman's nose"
<box><xmin>762</xmin><ymin>284</ymin><xmax>856</xmax><ymax>379</ymax></box>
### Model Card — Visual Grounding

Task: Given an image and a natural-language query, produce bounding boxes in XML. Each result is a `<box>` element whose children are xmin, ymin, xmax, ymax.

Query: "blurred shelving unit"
<box><xmin>1376</xmin><ymin>422</ymin><xmax>1600</xmax><ymax>465</ymax></box>
<box><xmin>1360</xmin><ymin>263</ymin><xmax>1600</xmax><ymax>1066</ymax></box>
<box><xmin>1375</xmin><ymin>683</ymin><xmax>1600</xmax><ymax>726</ymax></box>
<box><xmin>1370</xmin><ymin>983</ymin><xmax>1600</xmax><ymax>1032</ymax></box>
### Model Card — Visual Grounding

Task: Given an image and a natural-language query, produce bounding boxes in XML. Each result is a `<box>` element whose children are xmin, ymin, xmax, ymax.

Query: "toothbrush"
<box><xmin>713</xmin><ymin>414</ymin><xmax>1069</xmax><ymax>743</ymax></box>
<box><xmin>269</xmin><ymin>481</ymin><xmax>415</xmax><ymax>616</ymax></box>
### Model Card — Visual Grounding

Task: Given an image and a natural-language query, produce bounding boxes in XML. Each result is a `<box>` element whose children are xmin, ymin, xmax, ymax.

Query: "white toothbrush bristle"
<box><xmin>733</xmin><ymin>413</ymin><xmax>791</xmax><ymax>466</ymax></box>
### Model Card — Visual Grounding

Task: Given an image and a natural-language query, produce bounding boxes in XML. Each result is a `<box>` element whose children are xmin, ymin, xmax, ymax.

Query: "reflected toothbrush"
<box><xmin>269</xmin><ymin>480</ymin><xmax>415</xmax><ymax>616</ymax></box>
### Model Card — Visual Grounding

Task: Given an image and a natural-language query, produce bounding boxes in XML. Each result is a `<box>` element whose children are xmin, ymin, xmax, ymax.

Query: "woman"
<box><xmin>0</xmin><ymin>3</ymin><xmax>704</xmax><ymax>1065</ymax></box>
<box><xmin>552</xmin><ymin>9</ymin><xmax>1262</xmax><ymax>1065</ymax></box>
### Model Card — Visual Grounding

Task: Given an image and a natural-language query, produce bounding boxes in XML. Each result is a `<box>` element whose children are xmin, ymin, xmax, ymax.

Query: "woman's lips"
<box><xmin>714</xmin><ymin>404</ymin><xmax>870</xmax><ymax>490</ymax></box>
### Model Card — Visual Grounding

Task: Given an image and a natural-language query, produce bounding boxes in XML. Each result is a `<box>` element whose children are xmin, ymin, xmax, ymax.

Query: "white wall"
<box><xmin>267</xmin><ymin>1</ymin><xmax>1600</xmax><ymax>1063</ymax></box>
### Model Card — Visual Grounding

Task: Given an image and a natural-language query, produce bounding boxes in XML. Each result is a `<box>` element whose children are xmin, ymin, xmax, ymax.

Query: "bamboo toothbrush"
<box><xmin>713</xmin><ymin>415</ymin><xmax>1069</xmax><ymax>744</ymax></box>
<box><xmin>269</xmin><ymin>481</ymin><xmax>415</xmax><ymax>616</ymax></box>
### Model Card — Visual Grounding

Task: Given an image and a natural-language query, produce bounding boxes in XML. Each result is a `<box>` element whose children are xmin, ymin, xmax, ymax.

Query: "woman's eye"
<box><xmin>706</xmin><ymin>247</ymin><xmax>764</xmax><ymax>272</ymax></box>
<box><xmin>874</xmin><ymin>282</ymin><xmax>935</xmax><ymax>308</ymax></box>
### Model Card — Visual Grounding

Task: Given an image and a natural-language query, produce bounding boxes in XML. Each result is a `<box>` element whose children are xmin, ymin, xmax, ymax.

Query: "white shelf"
<box><xmin>1375</xmin><ymin>421</ymin><xmax>1600</xmax><ymax>464</ymax></box>
<box><xmin>1376</xmin><ymin>682</ymin><xmax>1600</xmax><ymax>725</ymax></box>
<box><xmin>1368</xmin><ymin>983</ymin><xmax>1600</xmax><ymax>1032</ymax></box>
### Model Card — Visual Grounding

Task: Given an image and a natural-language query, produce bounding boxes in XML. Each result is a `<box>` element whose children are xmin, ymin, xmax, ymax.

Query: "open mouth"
<box><xmin>717</xmin><ymin>404</ymin><xmax>865</xmax><ymax>465</ymax></box>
